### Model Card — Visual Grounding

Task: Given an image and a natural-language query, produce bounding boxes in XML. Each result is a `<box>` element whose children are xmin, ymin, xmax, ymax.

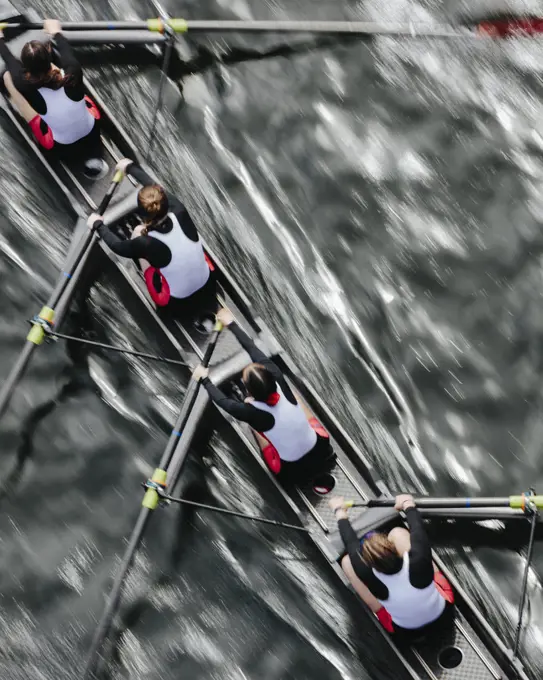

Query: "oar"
<box><xmin>83</xmin><ymin>320</ymin><xmax>223</xmax><ymax>680</ymax></box>
<box><xmin>1</xmin><ymin>17</ymin><xmax>543</xmax><ymax>38</ymax></box>
<box><xmin>0</xmin><ymin>169</ymin><xmax>124</xmax><ymax>423</ymax></box>
<box><xmin>346</xmin><ymin>494</ymin><xmax>543</xmax><ymax>510</ymax></box>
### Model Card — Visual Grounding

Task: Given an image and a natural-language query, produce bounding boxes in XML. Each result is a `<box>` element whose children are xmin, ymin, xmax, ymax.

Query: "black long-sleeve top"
<box><xmin>201</xmin><ymin>322</ymin><xmax>296</xmax><ymax>432</ymax></box>
<box><xmin>95</xmin><ymin>162</ymin><xmax>200</xmax><ymax>268</ymax></box>
<box><xmin>338</xmin><ymin>507</ymin><xmax>434</xmax><ymax>600</ymax></box>
<box><xmin>0</xmin><ymin>33</ymin><xmax>85</xmax><ymax>111</ymax></box>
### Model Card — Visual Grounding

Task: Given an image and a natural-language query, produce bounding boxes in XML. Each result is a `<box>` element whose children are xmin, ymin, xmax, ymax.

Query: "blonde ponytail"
<box><xmin>137</xmin><ymin>184</ymin><xmax>169</xmax><ymax>233</ymax></box>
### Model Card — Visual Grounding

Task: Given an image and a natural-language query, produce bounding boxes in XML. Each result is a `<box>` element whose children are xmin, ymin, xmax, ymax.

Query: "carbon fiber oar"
<box><xmin>0</xmin><ymin>168</ymin><xmax>124</xmax><ymax>424</ymax></box>
<box><xmin>1</xmin><ymin>17</ymin><xmax>543</xmax><ymax>38</ymax></box>
<box><xmin>83</xmin><ymin>321</ymin><xmax>223</xmax><ymax>680</ymax></box>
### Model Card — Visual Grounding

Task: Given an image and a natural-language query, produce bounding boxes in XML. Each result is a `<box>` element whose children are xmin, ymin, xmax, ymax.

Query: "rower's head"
<box><xmin>242</xmin><ymin>363</ymin><xmax>277</xmax><ymax>403</ymax></box>
<box><xmin>138</xmin><ymin>184</ymin><xmax>169</xmax><ymax>231</ymax></box>
<box><xmin>21</xmin><ymin>40</ymin><xmax>64</xmax><ymax>89</ymax></box>
<box><xmin>361</xmin><ymin>533</ymin><xmax>403</xmax><ymax>575</ymax></box>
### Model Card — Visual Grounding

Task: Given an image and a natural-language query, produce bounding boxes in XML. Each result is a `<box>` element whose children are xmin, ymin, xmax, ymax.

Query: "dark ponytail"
<box><xmin>21</xmin><ymin>40</ymin><xmax>68</xmax><ymax>89</ymax></box>
<box><xmin>242</xmin><ymin>363</ymin><xmax>278</xmax><ymax>403</ymax></box>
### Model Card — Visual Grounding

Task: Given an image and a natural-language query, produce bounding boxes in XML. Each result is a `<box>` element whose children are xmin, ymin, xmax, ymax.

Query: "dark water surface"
<box><xmin>2</xmin><ymin>0</ymin><xmax>543</xmax><ymax>677</ymax></box>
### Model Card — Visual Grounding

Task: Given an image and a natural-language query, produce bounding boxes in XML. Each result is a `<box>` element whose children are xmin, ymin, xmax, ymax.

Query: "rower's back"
<box><xmin>0</xmin><ymin>23</ymin><xmax>106</xmax><ymax>178</ymax></box>
<box><xmin>23</xmin><ymin>39</ymin><xmax>95</xmax><ymax>146</ymax></box>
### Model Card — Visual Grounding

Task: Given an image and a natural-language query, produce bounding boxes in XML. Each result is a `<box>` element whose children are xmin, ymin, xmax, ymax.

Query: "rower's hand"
<box><xmin>132</xmin><ymin>224</ymin><xmax>145</xmax><ymax>239</ymax></box>
<box><xmin>192</xmin><ymin>365</ymin><xmax>209</xmax><ymax>382</ymax></box>
<box><xmin>394</xmin><ymin>494</ymin><xmax>416</xmax><ymax>512</ymax></box>
<box><xmin>217</xmin><ymin>307</ymin><xmax>235</xmax><ymax>327</ymax></box>
<box><xmin>115</xmin><ymin>158</ymin><xmax>133</xmax><ymax>174</ymax></box>
<box><xmin>43</xmin><ymin>19</ymin><xmax>62</xmax><ymax>35</ymax></box>
<box><xmin>329</xmin><ymin>496</ymin><xmax>349</xmax><ymax>519</ymax></box>
<box><xmin>87</xmin><ymin>212</ymin><xmax>103</xmax><ymax>231</ymax></box>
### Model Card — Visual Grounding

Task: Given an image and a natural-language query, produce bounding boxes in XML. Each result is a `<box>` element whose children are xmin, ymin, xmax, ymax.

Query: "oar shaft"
<box><xmin>179</xmin><ymin>20</ymin><xmax>467</xmax><ymax>36</ymax></box>
<box><xmin>513</xmin><ymin>508</ymin><xmax>539</xmax><ymax>657</ymax></box>
<box><xmin>85</xmin><ymin>323</ymin><xmax>223</xmax><ymax>675</ymax></box>
<box><xmin>0</xmin><ymin>21</ymin><xmax>152</xmax><ymax>31</ymax></box>
<box><xmin>0</xmin><ymin>344</ymin><xmax>35</xmax><ymax>421</ymax></box>
<box><xmin>36</xmin><ymin>169</ymin><xmax>123</xmax><ymax>317</ymax></box>
<box><xmin>142</xmin><ymin>322</ymin><xmax>223</xmax><ymax>510</ymax></box>
<box><xmin>0</xmin><ymin>170</ymin><xmax>124</xmax><ymax>423</ymax></box>
<box><xmin>156</xmin><ymin>326</ymin><xmax>222</xmax><ymax>471</ymax></box>
<box><xmin>83</xmin><ymin>508</ymin><xmax>151</xmax><ymax>680</ymax></box>
<box><xmin>0</xmin><ymin>18</ymin><xmax>540</xmax><ymax>38</ymax></box>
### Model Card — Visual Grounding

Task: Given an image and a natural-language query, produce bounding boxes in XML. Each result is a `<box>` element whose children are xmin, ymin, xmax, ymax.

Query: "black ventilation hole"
<box><xmin>312</xmin><ymin>473</ymin><xmax>336</xmax><ymax>496</ymax></box>
<box><xmin>438</xmin><ymin>646</ymin><xmax>463</xmax><ymax>670</ymax></box>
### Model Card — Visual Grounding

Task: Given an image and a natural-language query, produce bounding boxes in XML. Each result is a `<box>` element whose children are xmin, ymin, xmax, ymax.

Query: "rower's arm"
<box><xmin>229</xmin><ymin>322</ymin><xmax>269</xmax><ymax>364</ymax></box>
<box><xmin>126</xmin><ymin>162</ymin><xmax>183</xmax><ymax>212</ymax></box>
<box><xmin>53</xmin><ymin>33</ymin><xmax>84</xmax><ymax>97</ymax></box>
<box><xmin>200</xmin><ymin>377</ymin><xmax>274</xmax><ymax>430</ymax></box>
<box><xmin>95</xmin><ymin>222</ymin><xmax>165</xmax><ymax>265</ymax></box>
<box><xmin>228</xmin><ymin>322</ymin><xmax>296</xmax><ymax>401</ymax></box>
<box><xmin>0</xmin><ymin>38</ymin><xmax>28</xmax><ymax>92</ymax></box>
<box><xmin>404</xmin><ymin>507</ymin><xmax>434</xmax><ymax>588</ymax></box>
<box><xmin>126</xmin><ymin>162</ymin><xmax>155</xmax><ymax>186</ymax></box>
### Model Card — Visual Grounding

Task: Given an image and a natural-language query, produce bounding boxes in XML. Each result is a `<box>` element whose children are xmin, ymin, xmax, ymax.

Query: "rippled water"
<box><xmin>2</xmin><ymin>0</ymin><xmax>543</xmax><ymax>677</ymax></box>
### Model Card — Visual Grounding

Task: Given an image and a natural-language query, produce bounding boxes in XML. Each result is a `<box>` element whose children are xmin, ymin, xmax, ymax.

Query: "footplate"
<box><xmin>293</xmin><ymin>456</ymin><xmax>371</xmax><ymax>533</ymax></box>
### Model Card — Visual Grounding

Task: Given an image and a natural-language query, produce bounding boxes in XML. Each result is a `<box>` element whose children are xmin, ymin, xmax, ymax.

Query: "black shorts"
<box><xmin>53</xmin><ymin>120</ymin><xmax>102</xmax><ymax>162</ymax></box>
<box><xmin>393</xmin><ymin>601</ymin><xmax>455</xmax><ymax>644</ymax></box>
<box><xmin>277</xmin><ymin>434</ymin><xmax>336</xmax><ymax>486</ymax></box>
<box><xmin>161</xmin><ymin>272</ymin><xmax>219</xmax><ymax>322</ymax></box>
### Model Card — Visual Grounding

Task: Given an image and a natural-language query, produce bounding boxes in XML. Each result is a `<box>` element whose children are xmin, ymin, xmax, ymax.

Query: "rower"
<box><xmin>88</xmin><ymin>158</ymin><xmax>217</xmax><ymax>322</ymax></box>
<box><xmin>192</xmin><ymin>307</ymin><xmax>337</xmax><ymax>486</ymax></box>
<box><xmin>0</xmin><ymin>19</ymin><xmax>104</xmax><ymax>174</ymax></box>
<box><xmin>330</xmin><ymin>494</ymin><xmax>454</xmax><ymax>638</ymax></box>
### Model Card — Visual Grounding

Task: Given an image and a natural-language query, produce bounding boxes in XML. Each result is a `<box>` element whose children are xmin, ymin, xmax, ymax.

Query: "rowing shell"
<box><xmin>0</xmin><ymin>5</ymin><xmax>531</xmax><ymax>679</ymax></box>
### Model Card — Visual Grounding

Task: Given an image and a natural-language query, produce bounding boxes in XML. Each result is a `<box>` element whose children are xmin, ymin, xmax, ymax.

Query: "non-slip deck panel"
<box><xmin>294</xmin><ymin>461</ymin><xmax>369</xmax><ymax>533</ymax></box>
<box><xmin>408</xmin><ymin>619</ymin><xmax>504</xmax><ymax>680</ymax></box>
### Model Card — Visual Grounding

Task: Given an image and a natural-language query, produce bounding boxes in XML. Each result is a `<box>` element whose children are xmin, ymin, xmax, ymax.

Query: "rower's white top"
<box><xmin>252</xmin><ymin>384</ymin><xmax>317</xmax><ymax>461</ymax></box>
<box><xmin>374</xmin><ymin>553</ymin><xmax>445</xmax><ymax>629</ymax></box>
<box><xmin>151</xmin><ymin>212</ymin><xmax>210</xmax><ymax>299</ymax></box>
<box><xmin>39</xmin><ymin>85</ymin><xmax>94</xmax><ymax>144</ymax></box>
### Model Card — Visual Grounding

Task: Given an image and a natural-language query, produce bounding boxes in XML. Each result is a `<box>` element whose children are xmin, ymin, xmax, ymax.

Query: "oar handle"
<box><xmin>96</xmin><ymin>168</ymin><xmax>125</xmax><ymax>215</ymax></box>
<box><xmin>0</xmin><ymin>19</ymin><xmax>188</xmax><ymax>32</ymax></box>
<box><xmin>346</xmin><ymin>494</ymin><xmax>543</xmax><ymax>510</ymax></box>
<box><xmin>200</xmin><ymin>319</ymin><xmax>224</xmax><ymax>363</ymax></box>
